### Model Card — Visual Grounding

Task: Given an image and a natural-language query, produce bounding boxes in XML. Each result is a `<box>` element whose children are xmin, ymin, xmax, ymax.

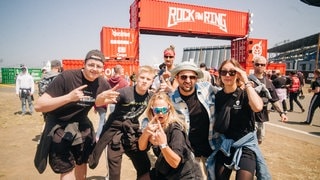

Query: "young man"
<box><xmin>169</xmin><ymin>61</ymin><xmax>218</xmax><ymax>178</ymax></box>
<box><xmin>303</xmin><ymin>69</ymin><xmax>320</xmax><ymax>125</ymax></box>
<box><xmin>287</xmin><ymin>71</ymin><xmax>305</xmax><ymax>112</ymax></box>
<box><xmin>34</xmin><ymin>49</ymin><xmax>119</xmax><ymax>180</ymax></box>
<box><xmin>15</xmin><ymin>66</ymin><xmax>35</xmax><ymax>115</ymax></box>
<box><xmin>89</xmin><ymin>66</ymin><xmax>156</xmax><ymax>180</ymax></box>
<box><xmin>248</xmin><ymin>56</ymin><xmax>288</xmax><ymax>144</ymax></box>
<box><xmin>38</xmin><ymin>59</ymin><xmax>62</xmax><ymax>97</ymax></box>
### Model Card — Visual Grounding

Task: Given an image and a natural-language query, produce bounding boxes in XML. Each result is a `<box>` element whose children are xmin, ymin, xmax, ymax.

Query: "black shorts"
<box><xmin>49</xmin><ymin>125</ymin><xmax>94</xmax><ymax>174</ymax></box>
<box><xmin>216</xmin><ymin>147</ymin><xmax>256</xmax><ymax>174</ymax></box>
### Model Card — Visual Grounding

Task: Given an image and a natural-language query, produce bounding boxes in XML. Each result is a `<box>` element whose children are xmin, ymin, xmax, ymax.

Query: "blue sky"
<box><xmin>0</xmin><ymin>0</ymin><xmax>319</xmax><ymax>68</ymax></box>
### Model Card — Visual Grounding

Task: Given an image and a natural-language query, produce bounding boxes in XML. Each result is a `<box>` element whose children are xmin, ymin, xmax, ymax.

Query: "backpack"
<box><xmin>38</xmin><ymin>74</ymin><xmax>58</xmax><ymax>96</ymax></box>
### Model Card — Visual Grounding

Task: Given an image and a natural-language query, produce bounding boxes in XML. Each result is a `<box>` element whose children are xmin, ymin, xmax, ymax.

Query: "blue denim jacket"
<box><xmin>206</xmin><ymin>132</ymin><xmax>271</xmax><ymax>180</ymax></box>
<box><xmin>170</xmin><ymin>82</ymin><xmax>217</xmax><ymax>144</ymax></box>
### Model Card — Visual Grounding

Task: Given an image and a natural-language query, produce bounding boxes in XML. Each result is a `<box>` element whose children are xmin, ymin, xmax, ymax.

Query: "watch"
<box><xmin>159</xmin><ymin>144</ymin><xmax>168</xmax><ymax>149</ymax></box>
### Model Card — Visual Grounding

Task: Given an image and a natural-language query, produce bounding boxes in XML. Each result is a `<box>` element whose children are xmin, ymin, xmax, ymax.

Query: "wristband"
<box><xmin>244</xmin><ymin>81</ymin><xmax>251</xmax><ymax>86</ymax></box>
<box><xmin>159</xmin><ymin>144</ymin><xmax>168</xmax><ymax>149</ymax></box>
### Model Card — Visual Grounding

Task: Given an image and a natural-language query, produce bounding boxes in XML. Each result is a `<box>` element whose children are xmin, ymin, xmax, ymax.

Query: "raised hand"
<box><xmin>68</xmin><ymin>84</ymin><xmax>88</xmax><ymax>102</ymax></box>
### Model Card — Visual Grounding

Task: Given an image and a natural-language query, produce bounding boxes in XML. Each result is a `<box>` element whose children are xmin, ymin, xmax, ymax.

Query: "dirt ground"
<box><xmin>0</xmin><ymin>84</ymin><xmax>319</xmax><ymax>180</ymax></box>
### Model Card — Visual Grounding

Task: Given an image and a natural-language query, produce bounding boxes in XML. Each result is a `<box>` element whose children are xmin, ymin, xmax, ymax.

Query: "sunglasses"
<box><xmin>254</xmin><ymin>63</ymin><xmax>266</xmax><ymax>67</ymax></box>
<box><xmin>86</xmin><ymin>63</ymin><xmax>104</xmax><ymax>70</ymax></box>
<box><xmin>164</xmin><ymin>56</ymin><xmax>174</xmax><ymax>59</ymax></box>
<box><xmin>219</xmin><ymin>70</ymin><xmax>237</xmax><ymax>76</ymax></box>
<box><xmin>179</xmin><ymin>75</ymin><xmax>197</xmax><ymax>80</ymax></box>
<box><xmin>152</xmin><ymin>107</ymin><xmax>169</xmax><ymax>114</ymax></box>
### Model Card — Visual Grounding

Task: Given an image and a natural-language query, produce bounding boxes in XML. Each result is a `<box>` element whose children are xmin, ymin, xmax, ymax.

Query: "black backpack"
<box><xmin>38</xmin><ymin>74</ymin><xmax>58</xmax><ymax>96</ymax></box>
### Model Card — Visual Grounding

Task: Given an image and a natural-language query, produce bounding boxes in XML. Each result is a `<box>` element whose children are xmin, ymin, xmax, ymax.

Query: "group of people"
<box><xmin>31</xmin><ymin>46</ymin><xmax>319</xmax><ymax>180</ymax></box>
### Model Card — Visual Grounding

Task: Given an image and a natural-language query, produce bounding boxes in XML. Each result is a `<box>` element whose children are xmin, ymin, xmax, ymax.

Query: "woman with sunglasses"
<box><xmin>207</xmin><ymin>59</ymin><xmax>271</xmax><ymax>179</ymax></box>
<box><xmin>139</xmin><ymin>92</ymin><xmax>203</xmax><ymax>180</ymax></box>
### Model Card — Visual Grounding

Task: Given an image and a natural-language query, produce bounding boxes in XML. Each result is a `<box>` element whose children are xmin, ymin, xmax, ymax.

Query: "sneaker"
<box><xmin>287</xmin><ymin>109</ymin><xmax>293</xmax><ymax>112</ymax></box>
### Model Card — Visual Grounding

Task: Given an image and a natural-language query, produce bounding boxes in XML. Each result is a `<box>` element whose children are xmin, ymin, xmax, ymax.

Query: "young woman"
<box><xmin>139</xmin><ymin>92</ymin><xmax>202</xmax><ymax>180</ymax></box>
<box><xmin>207</xmin><ymin>59</ymin><xmax>271</xmax><ymax>180</ymax></box>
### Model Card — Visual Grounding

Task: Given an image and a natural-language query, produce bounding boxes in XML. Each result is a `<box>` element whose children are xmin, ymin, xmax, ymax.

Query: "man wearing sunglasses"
<box><xmin>249</xmin><ymin>56</ymin><xmax>288</xmax><ymax>144</ymax></box>
<box><xmin>170</xmin><ymin>61</ymin><xmax>218</xmax><ymax>178</ymax></box>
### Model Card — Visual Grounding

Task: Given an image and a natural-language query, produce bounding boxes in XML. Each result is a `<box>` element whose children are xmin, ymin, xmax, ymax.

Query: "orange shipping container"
<box><xmin>62</xmin><ymin>59</ymin><xmax>139</xmax><ymax>81</ymax></box>
<box><xmin>266</xmin><ymin>63</ymin><xmax>286</xmax><ymax>75</ymax></box>
<box><xmin>100</xmin><ymin>27</ymin><xmax>139</xmax><ymax>60</ymax></box>
<box><xmin>231</xmin><ymin>38</ymin><xmax>268</xmax><ymax>65</ymax></box>
<box><xmin>130</xmin><ymin>0</ymin><xmax>249</xmax><ymax>39</ymax></box>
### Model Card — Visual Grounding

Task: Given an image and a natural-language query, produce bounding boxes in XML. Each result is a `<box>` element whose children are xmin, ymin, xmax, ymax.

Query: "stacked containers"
<box><xmin>1</xmin><ymin>68</ymin><xmax>42</xmax><ymax>84</ymax></box>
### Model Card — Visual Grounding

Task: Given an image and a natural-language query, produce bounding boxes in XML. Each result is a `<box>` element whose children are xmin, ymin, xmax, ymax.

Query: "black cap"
<box><xmin>85</xmin><ymin>49</ymin><xmax>105</xmax><ymax>63</ymax></box>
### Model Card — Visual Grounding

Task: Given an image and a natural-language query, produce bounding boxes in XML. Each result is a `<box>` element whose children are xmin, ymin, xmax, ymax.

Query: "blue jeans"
<box><xmin>95</xmin><ymin>107</ymin><xmax>107</xmax><ymax>140</ymax></box>
<box><xmin>21</xmin><ymin>95</ymin><xmax>33</xmax><ymax>114</ymax></box>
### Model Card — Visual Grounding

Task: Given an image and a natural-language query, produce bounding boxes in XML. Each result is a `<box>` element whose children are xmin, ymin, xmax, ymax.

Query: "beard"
<box><xmin>179</xmin><ymin>83</ymin><xmax>195</xmax><ymax>94</ymax></box>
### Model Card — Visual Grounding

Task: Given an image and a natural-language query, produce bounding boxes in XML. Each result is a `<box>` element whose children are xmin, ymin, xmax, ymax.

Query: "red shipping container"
<box><xmin>266</xmin><ymin>63</ymin><xmax>286</xmax><ymax>75</ymax></box>
<box><xmin>62</xmin><ymin>59</ymin><xmax>139</xmax><ymax>82</ymax></box>
<box><xmin>231</xmin><ymin>38</ymin><xmax>268</xmax><ymax>65</ymax></box>
<box><xmin>130</xmin><ymin>0</ymin><xmax>249</xmax><ymax>39</ymax></box>
<box><xmin>100</xmin><ymin>27</ymin><xmax>139</xmax><ymax>60</ymax></box>
<box><xmin>62</xmin><ymin>59</ymin><xmax>84</xmax><ymax>70</ymax></box>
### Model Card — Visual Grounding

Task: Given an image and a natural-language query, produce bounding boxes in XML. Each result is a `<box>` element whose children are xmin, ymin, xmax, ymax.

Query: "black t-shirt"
<box><xmin>153</xmin><ymin>122</ymin><xmax>202</xmax><ymax>179</ymax></box>
<box><xmin>272</xmin><ymin>76</ymin><xmax>287</xmax><ymax>89</ymax></box>
<box><xmin>107</xmin><ymin>86</ymin><xmax>151</xmax><ymax>123</ymax></box>
<box><xmin>311</xmin><ymin>77</ymin><xmax>320</xmax><ymax>95</ymax></box>
<box><xmin>214</xmin><ymin>88</ymin><xmax>255</xmax><ymax>141</ymax></box>
<box><xmin>46</xmin><ymin>69</ymin><xmax>110</xmax><ymax>121</ymax></box>
<box><xmin>180</xmin><ymin>91</ymin><xmax>212</xmax><ymax>157</ymax></box>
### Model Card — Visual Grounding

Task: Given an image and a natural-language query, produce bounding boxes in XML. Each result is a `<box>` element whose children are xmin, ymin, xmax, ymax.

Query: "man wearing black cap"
<box><xmin>34</xmin><ymin>49</ymin><xmax>120</xmax><ymax>179</ymax></box>
<box><xmin>15</xmin><ymin>65</ymin><xmax>35</xmax><ymax>115</ymax></box>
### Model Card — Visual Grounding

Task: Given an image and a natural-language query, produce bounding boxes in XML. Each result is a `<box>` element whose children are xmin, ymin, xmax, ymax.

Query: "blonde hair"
<box><xmin>144</xmin><ymin>92</ymin><xmax>187</xmax><ymax>132</ymax></box>
<box><xmin>137</xmin><ymin>65</ymin><xmax>156</xmax><ymax>78</ymax></box>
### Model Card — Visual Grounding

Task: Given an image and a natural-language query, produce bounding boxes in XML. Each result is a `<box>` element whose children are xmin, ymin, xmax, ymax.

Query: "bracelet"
<box><xmin>159</xmin><ymin>144</ymin><xmax>168</xmax><ymax>149</ymax></box>
<box><xmin>244</xmin><ymin>81</ymin><xmax>251</xmax><ymax>86</ymax></box>
<box><xmin>244</xmin><ymin>82</ymin><xmax>252</xmax><ymax>89</ymax></box>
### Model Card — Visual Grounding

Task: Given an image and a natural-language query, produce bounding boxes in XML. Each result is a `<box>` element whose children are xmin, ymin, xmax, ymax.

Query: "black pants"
<box><xmin>289</xmin><ymin>92</ymin><xmax>303</xmax><ymax>110</ymax></box>
<box><xmin>107</xmin><ymin>141</ymin><xmax>151</xmax><ymax>180</ymax></box>
<box><xmin>306</xmin><ymin>94</ymin><xmax>320</xmax><ymax>124</ymax></box>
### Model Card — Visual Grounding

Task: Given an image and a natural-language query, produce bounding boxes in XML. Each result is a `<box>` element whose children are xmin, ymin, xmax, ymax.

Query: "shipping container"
<box><xmin>231</xmin><ymin>38</ymin><xmax>268</xmax><ymax>65</ymax></box>
<box><xmin>130</xmin><ymin>0</ymin><xmax>249</xmax><ymax>39</ymax></box>
<box><xmin>267</xmin><ymin>63</ymin><xmax>286</xmax><ymax>76</ymax></box>
<box><xmin>62</xmin><ymin>59</ymin><xmax>84</xmax><ymax>70</ymax></box>
<box><xmin>62</xmin><ymin>59</ymin><xmax>139</xmax><ymax>80</ymax></box>
<box><xmin>1</xmin><ymin>67</ymin><xmax>42</xmax><ymax>84</ymax></box>
<box><xmin>100</xmin><ymin>27</ymin><xmax>139</xmax><ymax>60</ymax></box>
